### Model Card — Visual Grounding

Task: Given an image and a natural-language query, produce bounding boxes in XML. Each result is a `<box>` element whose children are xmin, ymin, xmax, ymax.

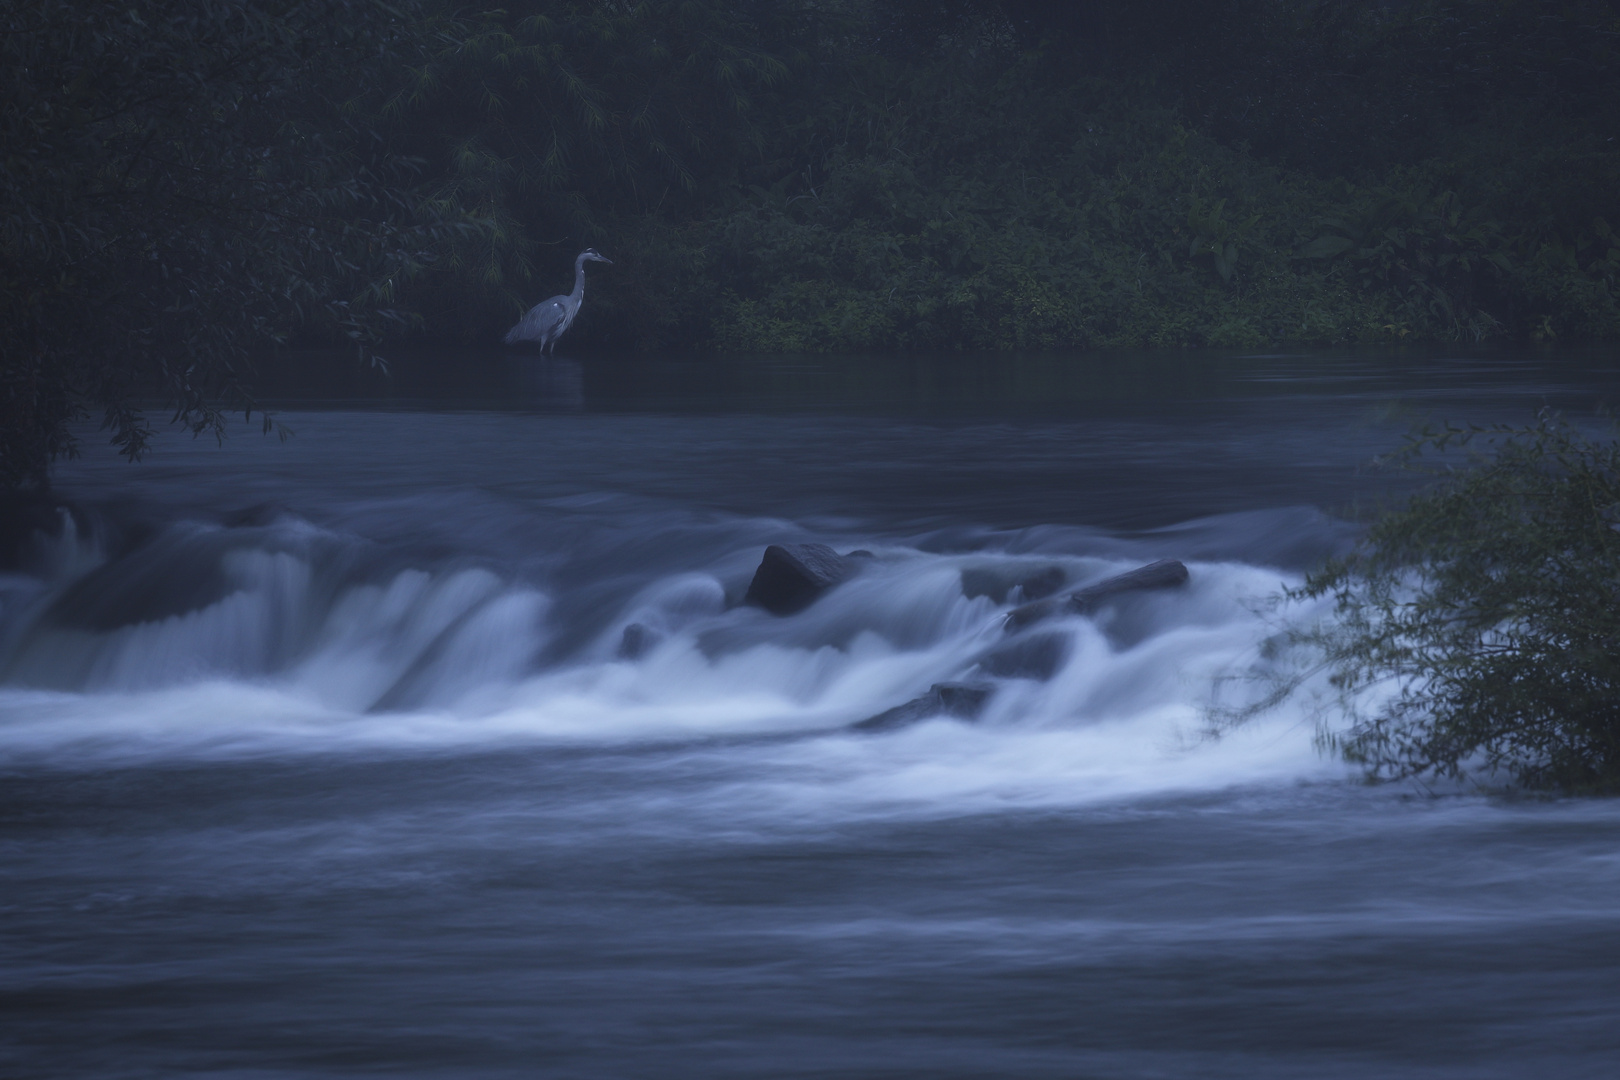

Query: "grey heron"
<box><xmin>503</xmin><ymin>248</ymin><xmax>613</xmax><ymax>352</ymax></box>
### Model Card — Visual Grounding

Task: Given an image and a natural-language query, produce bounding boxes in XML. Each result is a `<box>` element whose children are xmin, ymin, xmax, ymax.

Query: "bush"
<box><xmin>0</xmin><ymin>0</ymin><xmax>482</xmax><ymax>488</ymax></box>
<box><xmin>611</xmin><ymin>1</ymin><xmax>1620</xmax><ymax>353</ymax></box>
<box><xmin>686</xmin><ymin>70</ymin><xmax>1402</xmax><ymax>352</ymax></box>
<box><xmin>387</xmin><ymin>0</ymin><xmax>798</xmax><ymax>341</ymax></box>
<box><xmin>1292</xmin><ymin>413</ymin><xmax>1620</xmax><ymax>793</ymax></box>
<box><xmin>7</xmin><ymin>0</ymin><xmax>1620</xmax><ymax>487</ymax></box>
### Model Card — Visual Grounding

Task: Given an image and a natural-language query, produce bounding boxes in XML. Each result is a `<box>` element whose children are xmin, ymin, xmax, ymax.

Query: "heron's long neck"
<box><xmin>570</xmin><ymin>256</ymin><xmax>588</xmax><ymax>302</ymax></box>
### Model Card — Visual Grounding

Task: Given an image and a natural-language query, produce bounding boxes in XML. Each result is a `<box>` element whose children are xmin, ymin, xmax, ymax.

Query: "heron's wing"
<box><xmin>503</xmin><ymin>295</ymin><xmax>570</xmax><ymax>344</ymax></box>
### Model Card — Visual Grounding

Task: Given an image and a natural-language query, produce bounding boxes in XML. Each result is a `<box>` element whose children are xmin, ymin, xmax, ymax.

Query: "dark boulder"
<box><xmin>960</xmin><ymin>564</ymin><xmax>1067</xmax><ymax>605</ymax></box>
<box><xmin>1016</xmin><ymin>565</ymin><xmax>1067</xmax><ymax>601</ymax></box>
<box><xmin>219</xmin><ymin>503</ymin><xmax>291</xmax><ymax>529</ymax></box>
<box><xmin>852</xmin><ymin>681</ymin><xmax>993</xmax><ymax>733</ymax></box>
<box><xmin>1070</xmin><ymin>558</ymin><xmax>1189</xmax><ymax>612</ymax></box>
<box><xmin>37</xmin><ymin>528</ymin><xmax>236</xmax><ymax>632</ymax></box>
<box><xmin>744</xmin><ymin>543</ymin><xmax>851</xmax><ymax>615</ymax></box>
<box><xmin>0</xmin><ymin>492</ymin><xmax>83</xmax><ymax>571</ymax></box>
<box><xmin>976</xmin><ymin>632</ymin><xmax>1070</xmax><ymax>680</ymax></box>
<box><xmin>1005</xmin><ymin>558</ymin><xmax>1189</xmax><ymax>632</ymax></box>
<box><xmin>618</xmin><ymin>622</ymin><xmax>658</xmax><ymax>660</ymax></box>
<box><xmin>1001</xmin><ymin>596</ymin><xmax>1062</xmax><ymax>632</ymax></box>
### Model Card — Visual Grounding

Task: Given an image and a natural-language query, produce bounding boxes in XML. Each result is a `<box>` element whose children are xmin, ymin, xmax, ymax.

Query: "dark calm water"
<box><xmin>3</xmin><ymin>347</ymin><xmax>1620</xmax><ymax>1078</ymax></box>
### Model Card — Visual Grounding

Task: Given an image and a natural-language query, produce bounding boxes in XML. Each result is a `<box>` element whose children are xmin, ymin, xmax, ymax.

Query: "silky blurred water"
<box><xmin>2</xmin><ymin>347</ymin><xmax>1618</xmax><ymax>1078</ymax></box>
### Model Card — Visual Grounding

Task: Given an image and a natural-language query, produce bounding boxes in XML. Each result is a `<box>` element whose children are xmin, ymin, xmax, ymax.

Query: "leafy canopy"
<box><xmin>1296</xmin><ymin>412</ymin><xmax>1620</xmax><ymax>793</ymax></box>
<box><xmin>0</xmin><ymin>0</ymin><xmax>483</xmax><ymax>488</ymax></box>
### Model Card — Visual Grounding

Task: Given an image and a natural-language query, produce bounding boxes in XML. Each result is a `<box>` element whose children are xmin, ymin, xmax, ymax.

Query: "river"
<box><xmin>3</xmin><ymin>348</ymin><xmax>1618</xmax><ymax>1078</ymax></box>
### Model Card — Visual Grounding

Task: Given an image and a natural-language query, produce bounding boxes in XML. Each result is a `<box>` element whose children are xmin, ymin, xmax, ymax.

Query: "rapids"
<box><xmin>3</xmin><ymin>348</ymin><xmax>1618</xmax><ymax>1078</ymax></box>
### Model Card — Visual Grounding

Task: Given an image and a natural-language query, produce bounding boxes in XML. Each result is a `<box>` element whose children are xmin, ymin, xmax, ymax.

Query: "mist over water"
<box><xmin>4</xmin><ymin>349</ymin><xmax>1620</xmax><ymax>1078</ymax></box>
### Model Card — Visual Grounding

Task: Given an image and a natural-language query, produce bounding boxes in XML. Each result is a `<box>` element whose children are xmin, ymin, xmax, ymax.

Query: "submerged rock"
<box><xmin>960</xmin><ymin>564</ymin><xmax>1067</xmax><ymax>605</ymax></box>
<box><xmin>852</xmin><ymin>681</ymin><xmax>993</xmax><ymax>733</ymax></box>
<box><xmin>1069</xmin><ymin>558</ymin><xmax>1189</xmax><ymax>611</ymax></box>
<box><xmin>1004</xmin><ymin>558</ymin><xmax>1189</xmax><ymax>632</ymax></box>
<box><xmin>617</xmin><ymin>622</ymin><xmax>658</xmax><ymax>660</ymax></box>
<box><xmin>975</xmin><ymin>632</ymin><xmax>1069</xmax><ymax>680</ymax></box>
<box><xmin>38</xmin><ymin>527</ymin><xmax>236</xmax><ymax>633</ymax></box>
<box><xmin>744</xmin><ymin>542</ymin><xmax>851</xmax><ymax>615</ymax></box>
<box><xmin>0</xmin><ymin>492</ymin><xmax>82</xmax><ymax>571</ymax></box>
<box><xmin>219</xmin><ymin>503</ymin><xmax>291</xmax><ymax>529</ymax></box>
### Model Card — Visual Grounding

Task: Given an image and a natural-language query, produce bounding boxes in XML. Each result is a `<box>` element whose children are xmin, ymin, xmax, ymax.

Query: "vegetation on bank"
<box><xmin>0</xmin><ymin>0</ymin><xmax>485</xmax><ymax>488</ymax></box>
<box><xmin>4</xmin><ymin>0</ymin><xmax>1620</xmax><ymax>485</ymax></box>
<box><xmin>594</xmin><ymin>0</ymin><xmax>1620</xmax><ymax>353</ymax></box>
<box><xmin>1232</xmin><ymin>414</ymin><xmax>1620</xmax><ymax>795</ymax></box>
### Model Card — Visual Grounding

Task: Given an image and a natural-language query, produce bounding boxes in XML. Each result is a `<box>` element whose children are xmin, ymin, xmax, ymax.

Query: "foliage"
<box><xmin>1294</xmin><ymin>185</ymin><xmax>1513</xmax><ymax>342</ymax></box>
<box><xmin>5</xmin><ymin>0</ymin><xmax>1619</xmax><ymax>486</ymax></box>
<box><xmin>682</xmin><ymin>68</ymin><xmax>1400</xmax><ymax>352</ymax></box>
<box><xmin>0</xmin><ymin>0</ymin><xmax>483</xmax><ymax>488</ymax></box>
<box><xmin>1294</xmin><ymin>413</ymin><xmax>1620</xmax><ymax>793</ymax></box>
<box><xmin>386</xmin><ymin>0</ymin><xmax>806</xmax><ymax>338</ymax></box>
<box><xmin>590</xmin><ymin>0</ymin><xmax>1620</xmax><ymax>351</ymax></box>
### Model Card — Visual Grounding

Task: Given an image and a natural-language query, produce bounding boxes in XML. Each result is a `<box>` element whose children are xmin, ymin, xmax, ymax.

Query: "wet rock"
<box><xmin>1005</xmin><ymin>558</ymin><xmax>1189</xmax><ymax>632</ymax></box>
<box><xmin>976</xmin><ymin>632</ymin><xmax>1069</xmax><ymax>680</ymax></box>
<box><xmin>1070</xmin><ymin>558</ymin><xmax>1189</xmax><ymax>611</ymax></box>
<box><xmin>744</xmin><ymin>543</ymin><xmax>851</xmax><ymax>616</ymax></box>
<box><xmin>219</xmin><ymin>503</ymin><xmax>290</xmax><ymax>529</ymax></box>
<box><xmin>1000</xmin><ymin>595</ymin><xmax>1062</xmax><ymax>632</ymax></box>
<box><xmin>961</xmin><ymin>564</ymin><xmax>1067</xmax><ymax>605</ymax></box>
<box><xmin>0</xmin><ymin>492</ymin><xmax>83</xmax><ymax>571</ymax></box>
<box><xmin>618</xmin><ymin>622</ymin><xmax>657</xmax><ymax>660</ymax></box>
<box><xmin>852</xmin><ymin>681</ymin><xmax>994</xmax><ymax>733</ymax></box>
<box><xmin>39</xmin><ymin>527</ymin><xmax>235</xmax><ymax>632</ymax></box>
<box><xmin>1015</xmin><ymin>565</ymin><xmax>1067</xmax><ymax>601</ymax></box>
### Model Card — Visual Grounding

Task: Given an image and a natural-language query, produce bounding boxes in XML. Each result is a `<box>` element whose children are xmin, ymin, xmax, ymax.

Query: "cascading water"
<box><xmin>3</xmin><ymin>351</ymin><xmax>1619</xmax><ymax>1079</ymax></box>
<box><xmin>0</xmin><ymin>489</ymin><xmax>1338</xmax><ymax>804</ymax></box>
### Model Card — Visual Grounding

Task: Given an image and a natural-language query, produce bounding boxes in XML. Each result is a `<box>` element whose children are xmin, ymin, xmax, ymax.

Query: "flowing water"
<box><xmin>3</xmin><ymin>348</ymin><xmax>1619</xmax><ymax>1078</ymax></box>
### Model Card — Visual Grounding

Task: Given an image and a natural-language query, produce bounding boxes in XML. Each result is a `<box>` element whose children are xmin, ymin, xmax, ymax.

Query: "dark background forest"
<box><xmin>4</xmin><ymin>0</ymin><xmax>1619</xmax><ymax>487</ymax></box>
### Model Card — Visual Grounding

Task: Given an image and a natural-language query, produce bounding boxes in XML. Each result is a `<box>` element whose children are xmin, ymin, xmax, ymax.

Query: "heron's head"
<box><xmin>581</xmin><ymin>248</ymin><xmax>613</xmax><ymax>265</ymax></box>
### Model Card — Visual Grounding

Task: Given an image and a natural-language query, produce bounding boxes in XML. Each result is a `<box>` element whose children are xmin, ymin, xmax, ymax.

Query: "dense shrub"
<box><xmin>5</xmin><ymin>0</ymin><xmax>1618</xmax><ymax>484</ymax></box>
<box><xmin>0</xmin><ymin>0</ymin><xmax>483</xmax><ymax>488</ymax></box>
<box><xmin>1290</xmin><ymin>414</ymin><xmax>1620</xmax><ymax>793</ymax></box>
<box><xmin>385</xmin><ymin>0</ymin><xmax>802</xmax><ymax>339</ymax></box>
<box><xmin>685</xmin><ymin>71</ymin><xmax>1401</xmax><ymax>351</ymax></box>
<box><xmin>587</xmin><ymin>2</ymin><xmax>1620</xmax><ymax>352</ymax></box>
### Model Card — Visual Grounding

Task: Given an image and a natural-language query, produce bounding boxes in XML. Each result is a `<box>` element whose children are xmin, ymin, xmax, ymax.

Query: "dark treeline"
<box><xmin>4</xmin><ymin>0</ymin><xmax>1619</xmax><ymax>485</ymax></box>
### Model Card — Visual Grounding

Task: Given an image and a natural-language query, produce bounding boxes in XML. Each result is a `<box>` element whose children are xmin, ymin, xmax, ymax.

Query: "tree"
<box><xmin>387</xmin><ymin>0</ymin><xmax>801</xmax><ymax>341</ymax></box>
<box><xmin>1290</xmin><ymin>413</ymin><xmax>1620</xmax><ymax>793</ymax></box>
<box><xmin>0</xmin><ymin>0</ymin><xmax>481</xmax><ymax>488</ymax></box>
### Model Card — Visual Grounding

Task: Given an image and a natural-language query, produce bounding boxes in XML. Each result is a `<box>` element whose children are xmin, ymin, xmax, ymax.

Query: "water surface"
<box><xmin>3</xmin><ymin>347</ymin><xmax>1618</xmax><ymax>1078</ymax></box>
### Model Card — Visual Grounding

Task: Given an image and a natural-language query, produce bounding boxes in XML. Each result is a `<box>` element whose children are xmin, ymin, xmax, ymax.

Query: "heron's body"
<box><xmin>504</xmin><ymin>249</ymin><xmax>612</xmax><ymax>352</ymax></box>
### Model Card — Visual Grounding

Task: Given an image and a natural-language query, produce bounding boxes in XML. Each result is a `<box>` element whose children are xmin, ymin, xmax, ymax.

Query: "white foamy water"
<box><xmin>6</xmin><ymin>376</ymin><xmax>1619</xmax><ymax>1080</ymax></box>
<box><xmin>0</xmin><ymin>511</ymin><xmax>1343</xmax><ymax>820</ymax></box>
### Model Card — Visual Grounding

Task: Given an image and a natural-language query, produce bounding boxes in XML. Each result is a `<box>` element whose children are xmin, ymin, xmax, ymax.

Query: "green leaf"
<box><xmin>1298</xmin><ymin>234</ymin><xmax>1356</xmax><ymax>259</ymax></box>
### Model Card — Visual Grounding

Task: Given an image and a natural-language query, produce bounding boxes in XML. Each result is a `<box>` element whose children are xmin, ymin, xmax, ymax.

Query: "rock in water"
<box><xmin>1069</xmin><ymin>558</ymin><xmax>1189</xmax><ymax>612</ymax></box>
<box><xmin>1004</xmin><ymin>558</ymin><xmax>1189</xmax><ymax>632</ymax></box>
<box><xmin>0</xmin><ymin>493</ymin><xmax>82</xmax><ymax>571</ymax></box>
<box><xmin>617</xmin><ymin>622</ymin><xmax>657</xmax><ymax>660</ymax></box>
<box><xmin>960</xmin><ymin>564</ymin><xmax>1067</xmax><ymax>604</ymax></box>
<box><xmin>744</xmin><ymin>543</ymin><xmax>850</xmax><ymax>615</ymax></box>
<box><xmin>975</xmin><ymin>632</ymin><xmax>1070</xmax><ymax>680</ymax></box>
<box><xmin>852</xmin><ymin>682</ymin><xmax>994</xmax><ymax>733</ymax></box>
<box><xmin>1015</xmin><ymin>565</ymin><xmax>1068</xmax><ymax>601</ymax></box>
